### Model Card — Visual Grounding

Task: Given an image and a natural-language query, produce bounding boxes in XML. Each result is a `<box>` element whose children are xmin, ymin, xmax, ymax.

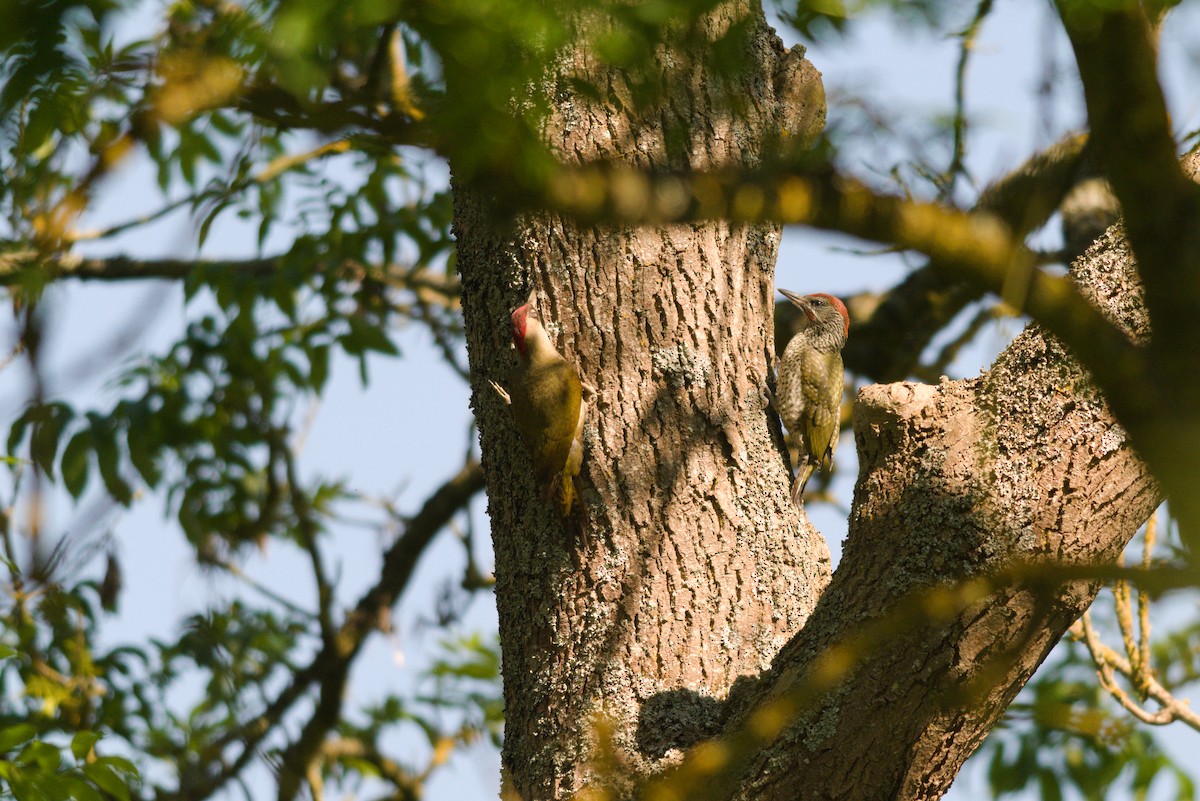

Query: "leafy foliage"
<box><xmin>986</xmin><ymin>639</ymin><xmax>1196</xmax><ymax>801</ymax></box>
<box><xmin>1</xmin><ymin>0</ymin><xmax>1199</xmax><ymax>799</ymax></box>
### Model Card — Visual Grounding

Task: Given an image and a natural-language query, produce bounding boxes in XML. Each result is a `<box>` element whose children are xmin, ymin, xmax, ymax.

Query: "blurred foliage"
<box><xmin>0</xmin><ymin>585</ymin><xmax>140</xmax><ymax>801</ymax></box>
<box><xmin>2</xmin><ymin>0</ymin><xmax>489</xmax><ymax>796</ymax></box>
<box><xmin>982</xmin><ymin>513</ymin><xmax>1200</xmax><ymax>801</ymax></box>
<box><xmin>987</xmin><ymin>639</ymin><xmax>1197</xmax><ymax>801</ymax></box>
<box><xmin>771</xmin><ymin>0</ymin><xmax>954</xmax><ymax>42</ymax></box>
<box><xmin>0</xmin><ymin>556</ymin><xmax>502</xmax><ymax>799</ymax></box>
<box><xmin>0</xmin><ymin>0</ymin><xmax>1198</xmax><ymax>799</ymax></box>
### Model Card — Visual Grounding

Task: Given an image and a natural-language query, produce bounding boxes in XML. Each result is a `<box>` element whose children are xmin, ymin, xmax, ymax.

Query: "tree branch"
<box><xmin>341</xmin><ymin>461</ymin><xmax>485</xmax><ymax>649</ymax></box>
<box><xmin>1072</xmin><ymin>611</ymin><xmax>1200</xmax><ymax>731</ymax></box>
<box><xmin>638</xmin><ymin>560</ymin><xmax>1195</xmax><ymax>801</ymax></box>
<box><xmin>1055</xmin><ymin>3</ymin><xmax>1193</xmax><ymax>287</ymax></box>
<box><xmin>791</xmin><ymin>134</ymin><xmax>1091</xmax><ymax>383</ymax></box>
<box><xmin>1056</xmin><ymin>3</ymin><xmax>1200</xmax><ymax>544</ymax></box>
<box><xmin>711</xmin><ymin>214</ymin><xmax>1164</xmax><ymax>796</ymax></box>
<box><xmin>0</xmin><ymin>253</ymin><xmax>460</xmax><ymax>306</ymax></box>
<box><xmin>279</xmin><ymin>436</ymin><xmax>335</xmax><ymax>642</ymax></box>
<box><xmin>236</xmin><ymin>84</ymin><xmax>426</xmax><ymax>143</ymax></box>
<box><xmin>275</xmin><ymin>460</ymin><xmax>484</xmax><ymax>801</ymax></box>
<box><xmin>165</xmin><ymin>461</ymin><xmax>484</xmax><ymax>801</ymax></box>
<box><xmin>322</xmin><ymin>738</ymin><xmax>421</xmax><ymax>797</ymax></box>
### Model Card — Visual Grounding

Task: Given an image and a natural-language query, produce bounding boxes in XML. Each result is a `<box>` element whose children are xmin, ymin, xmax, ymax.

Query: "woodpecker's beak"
<box><xmin>778</xmin><ymin>288</ymin><xmax>815</xmax><ymax>322</ymax></box>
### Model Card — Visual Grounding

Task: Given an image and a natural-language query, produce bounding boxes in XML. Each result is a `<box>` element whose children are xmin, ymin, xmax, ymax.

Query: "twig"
<box><xmin>1067</xmin><ymin>510</ymin><xmax>1200</xmax><ymax>732</ymax></box>
<box><xmin>1071</xmin><ymin>611</ymin><xmax>1200</xmax><ymax>730</ymax></box>
<box><xmin>0</xmin><ymin>253</ymin><xmax>461</xmax><ymax>307</ymax></box>
<box><xmin>945</xmin><ymin>0</ymin><xmax>994</xmax><ymax>195</ymax></box>
<box><xmin>66</xmin><ymin>139</ymin><xmax>351</xmax><ymax>243</ymax></box>
<box><xmin>278</xmin><ymin>435</ymin><xmax>335</xmax><ymax>642</ymax></box>
<box><xmin>202</xmin><ymin>553</ymin><xmax>316</xmax><ymax>619</ymax></box>
<box><xmin>322</xmin><ymin>738</ymin><xmax>420</xmax><ymax>795</ymax></box>
<box><xmin>1138</xmin><ymin>511</ymin><xmax>1156</xmax><ymax>691</ymax></box>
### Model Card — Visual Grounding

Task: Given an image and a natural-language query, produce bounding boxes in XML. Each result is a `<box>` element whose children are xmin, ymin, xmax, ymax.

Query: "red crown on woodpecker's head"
<box><xmin>511</xmin><ymin>291</ymin><xmax>538</xmax><ymax>356</ymax></box>
<box><xmin>511</xmin><ymin>304</ymin><xmax>530</xmax><ymax>355</ymax></box>
<box><xmin>808</xmin><ymin>293</ymin><xmax>850</xmax><ymax>338</ymax></box>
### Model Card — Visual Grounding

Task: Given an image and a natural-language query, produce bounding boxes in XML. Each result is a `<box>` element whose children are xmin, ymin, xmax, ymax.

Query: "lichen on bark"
<box><xmin>454</xmin><ymin>4</ymin><xmax>830</xmax><ymax>798</ymax></box>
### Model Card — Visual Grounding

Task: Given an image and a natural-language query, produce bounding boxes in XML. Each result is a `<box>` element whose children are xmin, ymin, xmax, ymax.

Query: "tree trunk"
<box><xmin>722</xmin><ymin>223</ymin><xmax>1160</xmax><ymax>799</ymax></box>
<box><xmin>455</xmin><ymin>1</ymin><xmax>1165</xmax><ymax>799</ymax></box>
<box><xmin>454</xmin><ymin>3</ymin><xmax>827</xmax><ymax>798</ymax></box>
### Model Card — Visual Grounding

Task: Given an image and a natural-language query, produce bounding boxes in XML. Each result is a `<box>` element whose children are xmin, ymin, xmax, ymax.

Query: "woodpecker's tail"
<box><xmin>791</xmin><ymin>463</ymin><xmax>815</xmax><ymax>506</ymax></box>
<box><xmin>544</xmin><ymin>471</ymin><xmax>578</xmax><ymax>517</ymax></box>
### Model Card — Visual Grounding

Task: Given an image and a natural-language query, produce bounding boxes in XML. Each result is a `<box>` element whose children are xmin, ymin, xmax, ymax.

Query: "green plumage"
<box><xmin>493</xmin><ymin>294</ymin><xmax>588</xmax><ymax>516</ymax></box>
<box><xmin>774</xmin><ymin>291</ymin><xmax>849</xmax><ymax>505</ymax></box>
<box><xmin>784</xmin><ymin>345</ymin><xmax>842</xmax><ymax>473</ymax></box>
<box><xmin>509</xmin><ymin>357</ymin><xmax>583</xmax><ymax>490</ymax></box>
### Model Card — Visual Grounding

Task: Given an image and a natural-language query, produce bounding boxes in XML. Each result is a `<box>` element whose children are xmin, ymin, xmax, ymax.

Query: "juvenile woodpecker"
<box><xmin>491</xmin><ymin>291</ymin><xmax>589</xmax><ymax>516</ymax></box>
<box><xmin>774</xmin><ymin>289</ymin><xmax>849</xmax><ymax>504</ymax></box>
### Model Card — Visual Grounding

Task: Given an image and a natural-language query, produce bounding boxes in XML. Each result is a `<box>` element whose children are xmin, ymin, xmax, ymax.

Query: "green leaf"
<box><xmin>197</xmin><ymin>196</ymin><xmax>234</xmax><ymax>250</ymax></box>
<box><xmin>309</xmin><ymin>345</ymin><xmax>330</xmax><ymax>392</ymax></box>
<box><xmin>64</xmin><ymin>775</ymin><xmax>103</xmax><ymax>801</ymax></box>
<box><xmin>126</xmin><ymin>421</ymin><xmax>162</xmax><ymax>488</ymax></box>
<box><xmin>61</xmin><ymin>429</ymin><xmax>92</xmax><ymax>499</ymax></box>
<box><xmin>6</xmin><ymin>406</ymin><xmax>32</xmax><ymax>460</ymax></box>
<box><xmin>1175</xmin><ymin>769</ymin><xmax>1197</xmax><ymax>801</ymax></box>
<box><xmin>70</xmin><ymin>731</ymin><xmax>100</xmax><ymax>762</ymax></box>
<box><xmin>1038</xmin><ymin>767</ymin><xmax>1064</xmax><ymax>801</ymax></box>
<box><xmin>32</xmin><ymin>403</ymin><xmax>72</xmax><ymax>479</ymax></box>
<box><xmin>82</xmin><ymin>763</ymin><xmax>131</xmax><ymax>801</ymax></box>
<box><xmin>94</xmin><ymin>755</ymin><xmax>137</xmax><ymax>776</ymax></box>
<box><xmin>343</xmin><ymin>315</ymin><xmax>398</xmax><ymax>357</ymax></box>
<box><xmin>15</xmin><ymin>739</ymin><xmax>60</xmax><ymax>770</ymax></box>
<box><xmin>9</xmin><ymin>772</ymin><xmax>36</xmax><ymax>801</ymax></box>
<box><xmin>90</xmin><ymin>417</ymin><xmax>133</xmax><ymax>505</ymax></box>
<box><xmin>272</xmin><ymin>275</ymin><xmax>297</xmax><ymax>320</ymax></box>
<box><xmin>208</xmin><ymin>110</ymin><xmax>242</xmax><ymax>137</ymax></box>
<box><xmin>21</xmin><ymin>100</ymin><xmax>59</xmax><ymax>157</ymax></box>
<box><xmin>179</xmin><ymin>132</ymin><xmax>198</xmax><ymax>186</ymax></box>
<box><xmin>0</xmin><ymin>723</ymin><xmax>37</xmax><ymax>754</ymax></box>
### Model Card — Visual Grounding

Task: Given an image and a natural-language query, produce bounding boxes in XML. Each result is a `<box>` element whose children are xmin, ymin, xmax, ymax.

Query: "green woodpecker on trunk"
<box><xmin>774</xmin><ymin>289</ymin><xmax>849</xmax><ymax>505</ymax></box>
<box><xmin>491</xmin><ymin>291</ymin><xmax>590</xmax><ymax>516</ymax></box>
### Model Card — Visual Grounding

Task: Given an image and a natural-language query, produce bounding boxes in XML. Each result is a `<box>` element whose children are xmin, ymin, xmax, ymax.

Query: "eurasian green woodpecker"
<box><xmin>491</xmin><ymin>291</ymin><xmax>589</xmax><ymax>516</ymax></box>
<box><xmin>774</xmin><ymin>289</ymin><xmax>849</xmax><ymax>504</ymax></box>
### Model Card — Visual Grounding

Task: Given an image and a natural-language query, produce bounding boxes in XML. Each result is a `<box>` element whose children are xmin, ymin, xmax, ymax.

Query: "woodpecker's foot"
<box><xmin>489</xmin><ymin>380</ymin><xmax>511</xmax><ymax>405</ymax></box>
<box><xmin>762</xmin><ymin>383</ymin><xmax>779</xmax><ymax>413</ymax></box>
<box><xmin>581</xmin><ymin>380</ymin><xmax>598</xmax><ymax>403</ymax></box>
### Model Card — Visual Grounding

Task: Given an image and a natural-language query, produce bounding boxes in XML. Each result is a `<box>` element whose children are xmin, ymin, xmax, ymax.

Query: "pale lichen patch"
<box><xmin>651</xmin><ymin>344</ymin><xmax>713</xmax><ymax>389</ymax></box>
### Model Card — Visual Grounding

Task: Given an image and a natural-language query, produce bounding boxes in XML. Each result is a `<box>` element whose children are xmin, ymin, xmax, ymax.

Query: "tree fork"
<box><xmin>719</xmin><ymin>220</ymin><xmax>1161</xmax><ymax>801</ymax></box>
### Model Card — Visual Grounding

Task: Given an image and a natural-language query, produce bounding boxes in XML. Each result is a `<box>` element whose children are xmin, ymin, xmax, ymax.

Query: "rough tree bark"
<box><xmin>454</xmin><ymin>2</ymin><xmax>1168</xmax><ymax>800</ymax></box>
<box><xmin>712</xmin><ymin>156</ymin><xmax>1199</xmax><ymax>801</ymax></box>
<box><xmin>724</xmin><ymin>219</ymin><xmax>1159</xmax><ymax>799</ymax></box>
<box><xmin>454</xmin><ymin>3</ymin><xmax>827</xmax><ymax>798</ymax></box>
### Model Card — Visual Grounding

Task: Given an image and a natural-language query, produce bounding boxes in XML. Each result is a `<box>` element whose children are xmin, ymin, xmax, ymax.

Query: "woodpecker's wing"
<box><xmin>799</xmin><ymin>350</ymin><xmax>843</xmax><ymax>473</ymax></box>
<box><xmin>521</xmin><ymin>358</ymin><xmax>583</xmax><ymax>482</ymax></box>
<box><xmin>803</xmin><ymin>405</ymin><xmax>838</xmax><ymax>472</ymax></box>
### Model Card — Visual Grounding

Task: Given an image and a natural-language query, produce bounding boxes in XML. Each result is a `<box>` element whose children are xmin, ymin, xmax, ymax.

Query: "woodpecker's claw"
<box><xmin>763</xmin><ymin>384</ymin><xmax>779</xmax><ymax>413</ymax></box>
<box><xmin>489</xmin><ymin>380</ymin><xmax>511</xmax><ymax>405</ymax></box>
